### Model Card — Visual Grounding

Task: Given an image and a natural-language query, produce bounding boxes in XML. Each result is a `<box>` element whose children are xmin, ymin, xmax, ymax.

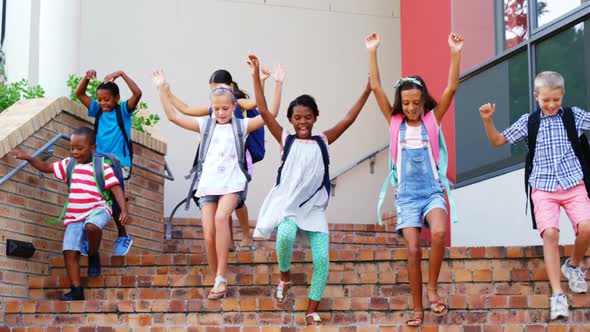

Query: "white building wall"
<box><xmin>76</xmin><ymin>0</ymin><xmax>401</xmax><ymax>223</ymax></box>
<box><xmin>452</xmin><ymin>168</ymin><xmax>577</xmax><ymax>246</ymax></box>
<box><xmin>4</xmin><ymin>0</ymin><xmax>34</xmax><ymax>82</ymax></box>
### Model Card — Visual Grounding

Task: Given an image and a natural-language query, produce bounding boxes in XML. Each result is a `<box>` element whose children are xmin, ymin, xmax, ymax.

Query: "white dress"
<box><xmin>254</xmin><ymin>130</ymin><xmax>330</xmax><ymax>239</ymax></box>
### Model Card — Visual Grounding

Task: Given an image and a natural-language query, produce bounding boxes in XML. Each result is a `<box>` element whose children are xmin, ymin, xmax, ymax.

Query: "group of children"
<box><xmin>10</xmin><ymin>31</ymin><xmax>590</xmax><ymax>326</ymax></box>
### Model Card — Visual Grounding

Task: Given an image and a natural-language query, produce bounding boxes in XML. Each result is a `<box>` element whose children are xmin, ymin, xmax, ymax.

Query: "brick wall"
<box><xmin>0</xmin><ymin>98</ymin><xmax>168</xmax><ymax>306</ymax></box>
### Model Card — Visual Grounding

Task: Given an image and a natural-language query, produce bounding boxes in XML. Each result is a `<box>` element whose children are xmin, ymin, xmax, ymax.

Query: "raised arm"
<box><xmin>323</xmin><ymin>80</ymin><xmax>372</xmax><ymax>144</ymax></box>
<box><xmin>433</xmin><ymin>33</ymin><xmax>464</xmax><ymax>123</ymax></box>
<box><xmin>104</xmin><ymin>70</ymin><xmax>143</xmax><ymax>111</ymax></box>
<box><xmin>152</xmin><ymin>69</ymin><xmax>201</xmax><ymax>133</ymax></box>
<box><xmin>74</xmin><ymin>69</ymin><xmax>96</xmax><ymax>109</ymax></box>
<box><xmin>167</xmin><ymin>88</ymin><xmax>211</xmax><ymax>116</ymax></box>
<box><xmin>365</xmin><ymin>33</ymin><xmax>392</xmax><ymax>124</ymax></box>
<box><xmin>11</xmin><ymin>148</ymin><xmax>54</xmax><ymax>173</ymax></box>
<box><xmin>479</xmin><ymin>103</ymin><xmax>508</xmax><ymax>147</ymax></box>
<box><xmin>247</xmin><ymin>55</ymin><xmax>284</xmax><ymax>143</ymax></box>
<box><xmin>236</xmin><ymin>65</ymin><xmax>270</xmax><ymax>111</ymax></box>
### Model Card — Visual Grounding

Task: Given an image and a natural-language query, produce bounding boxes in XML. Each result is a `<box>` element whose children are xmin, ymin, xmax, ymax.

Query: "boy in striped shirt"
<box><xmin>12</xmin><ymin>127</ymin><xmax>129</xmax><ymax>300</ymax></box>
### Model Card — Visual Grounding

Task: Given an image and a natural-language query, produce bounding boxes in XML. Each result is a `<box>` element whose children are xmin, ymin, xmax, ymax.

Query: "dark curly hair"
<box><xmin>287</xmin><ymin>94</ymin><xmax>319</xmax><ymax>119</ymax></box>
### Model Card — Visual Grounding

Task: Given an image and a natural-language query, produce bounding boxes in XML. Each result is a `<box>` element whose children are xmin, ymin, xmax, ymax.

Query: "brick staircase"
<box><xmin>3</xmin><ymin>242</ymin><xmax>590</xmax><ymax>330</ymax></box>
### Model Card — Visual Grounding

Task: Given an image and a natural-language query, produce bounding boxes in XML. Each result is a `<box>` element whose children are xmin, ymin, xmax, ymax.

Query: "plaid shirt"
<box><xmin>502</xmin><ymin>107</ymin><xmax>590</xmax><ymax>192</ymax></box>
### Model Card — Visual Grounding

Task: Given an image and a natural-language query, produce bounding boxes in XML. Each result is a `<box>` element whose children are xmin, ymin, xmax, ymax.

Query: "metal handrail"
<box><xmin>134</xmin><ymin>161</ymin><xmax>175</xmax><ymax>181</ymax></box>
<box><xmin>330</xmin><ymin>144</ymin><xmax>388</xmax><ymax>183</ymax></box>
<box><xmin>0</xmin><ymin>134</ymin><xmax>70</xmax><ymax>186</ymax></box>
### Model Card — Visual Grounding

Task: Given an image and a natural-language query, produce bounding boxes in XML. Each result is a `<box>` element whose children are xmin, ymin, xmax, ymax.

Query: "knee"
<box><xmin>214</xmin><ymin>214</ymin><xmax>229</xmax><ymax>229</ymax></box>
<box><xmin>577</xmin><ymin>220</ymin><xmax>590</xmax><ymax>237</ymax></box>
<box><xmin>542</xmin><ymin>228</ymin><xmax>559</xmax><ymax>243</ymax></box>
<box><xmin>203</xmin><ymin>231</ymin><xmax>215</xmax><ymax>244</ymax></box>
<box><xmin>407</xmin><ymin>245</ymin><xmax>421</xmax><ymax>260</ymax></box>
<box><xmin>312</xmin><ymin>252</ymin><xmax>329</xmax><ymax>269</ymax></box>
<box><xmin>431</xmin><ymin>229</ymin><xmax>446</xmax><ymax>243</ymax></box>
<box><xmin>85</xmin><ymin>223</ymin><xmax>100</xmax><ymax>234</ymax></box>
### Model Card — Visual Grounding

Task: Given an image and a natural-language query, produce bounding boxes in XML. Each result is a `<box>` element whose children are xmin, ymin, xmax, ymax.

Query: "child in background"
<box><xmin>11</xmin><ymin>127</ymin><xmax>128</xmax><ymax>300</ymax></box>
<box><xmin>75</xmin><ymin>69</ymin><xmax>142</xmax><ymax>256</ymax></box>
<box><xmin>366</xmin><ymin>31</ymin><xmax>463</xmax><ymax>326</ymax></box>
<box><xmin>479</xmin><ymin>71</ymin><xmax>590</xmax><ymax>320</ymax></box>
<box><xmin>248</xmin><ymin>55</ymin><xmax>371</xmax><ymax>325</ymax></box>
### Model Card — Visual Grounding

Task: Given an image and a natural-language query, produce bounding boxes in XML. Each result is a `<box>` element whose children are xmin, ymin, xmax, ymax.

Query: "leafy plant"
<box><xmin>66</xmin><ymin>74</ymin><xmax>160</xmax><ymax>135</ymax></box>
<box><xmin>0</xmin><ymin>79</ymin><xmax>46</xmax><ymax>113</ymax></box>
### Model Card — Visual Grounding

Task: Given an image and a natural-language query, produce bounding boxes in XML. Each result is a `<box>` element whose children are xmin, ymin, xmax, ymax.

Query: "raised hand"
<box><xmin>448</xmin><ymin>32</ymin><xmax>464</xmax><ymax>53</ymax></box>
<box><xmin>103</xmin><ymin>70</ymin><xmax>123</xmax><ymax>82</ymax></box>
<box><xmin>85</xmin><ymin>70</ymin><xmax>97</xmax><ymax>80</ymax></box>
<box><xmin>479</xmin><ymin>103</ymin><xmax>496</xmax><ymax>120</ymax></box>
<box><xmin>365</xmin><ymin>32</ymin><xmax>380</xmax><ymax>50</ymax></box>
<box><xmin>151</xmin><ymin>69</ymin><xmax>169</xmax><ymax>92</ymax></box>
<box><xmin>247</xmin><ymin>55</ymin><xmax>260</xmax><ymax>77</ymax></box>
<box><xmin>272</xmin><ymin>64</ymin><xmax>286</xmax><ymax>83</ymax></box>
<box><xmin>260</xmin><ymin>65</ymin><xmax>271</xmax><ymax>82</ymax></box>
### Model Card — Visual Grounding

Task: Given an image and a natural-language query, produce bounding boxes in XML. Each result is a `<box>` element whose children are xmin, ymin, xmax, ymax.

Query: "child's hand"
<box><xmin>10</xmin><ymin>148</ymin><xmax>30</xmax><ymax>160</ymax></box>
<box><xmin>272</xmin><ymin>64</ymin><xmax>286</xmax><ymax>83</ymax></box>
<box><xmin>151</xmin><ymin>69</ymin><xmax>169</xmax><ymax>91</ymax></box>
<box><xmin>479</xmin><ymin>103</ymin><xmax>496</xmax><ymax>120</ymax></box>
<box><xmin>85</xmin><ymin>70</ymin><xmax>97</xmax><ymax>80</ymax></box>
<box><xmin>365</xmin><ymin>32</ymin><xmax>380</xmax><ymax>50</ymax></box>
<box><xmin>260</xmin><ymin>65</ymin><xmax>271</xmax><ymax>82</ymax></box>
<box><xmin>118</xmin><ymin>211</ymin><xmax>131</xmax><ymax>225</ymax></box>
<box><xmin>448</xmin><ymin>32</ymin><xmax>464</xmax><ymax>53</ymax></box>
<box><xmin>104</xmin><ymin>70</ymin><xmax>123</xmax><ymax>82</ymax></box>
<box><xmin>247</xmin><ymin>55</ymin><xmax>261</xmax><ymax>76</ymax></box>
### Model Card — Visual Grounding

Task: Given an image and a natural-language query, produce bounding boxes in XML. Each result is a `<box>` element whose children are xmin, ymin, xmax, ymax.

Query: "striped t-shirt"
<box><xmin>53</xmin><ymin>158</ymin><xmax>120</xmax><ymax>226</ymax></box>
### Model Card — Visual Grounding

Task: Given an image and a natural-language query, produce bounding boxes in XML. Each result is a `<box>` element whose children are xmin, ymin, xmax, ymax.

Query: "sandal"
<box><xmin>207</xmin><ymin>276</ymin><xmax>227</xmax><ymax>300</ymax></box>
<box><xmin>428</xmin><ymin>286</ymin><xmax>448</xmax><ymax>316</ymax></box>
<box><xmin>276</xmin><ymin>279</ymin><xmax>292</xmax><ymax>304</ymax></box>
<box><xmin>305</xmin><ymin>312</ymin><xmax>321</xmax><ymax>325</ymax></box>
<box><xmin>405</xmin><ymin>310</ymin><xmax>424</xmax><ymax>326</ymax></box>
<box><xmin>235</xmin><ymin>244</ymin><xmax>256</xmax><ymax>252</ymax></box>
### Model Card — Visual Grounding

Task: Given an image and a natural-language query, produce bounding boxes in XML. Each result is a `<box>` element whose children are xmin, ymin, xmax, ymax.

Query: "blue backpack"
<box><xmin>47</xmin><ymin>153</ymin><xmax>125</xmax><ymax>224</ymax></box>
<box><xmin>209</xmin><ymin>105</ymin><xmax>266</xmax><ymax>163</ymax></box>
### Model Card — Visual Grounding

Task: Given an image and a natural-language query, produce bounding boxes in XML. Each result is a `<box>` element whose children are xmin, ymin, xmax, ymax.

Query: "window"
<box><xmin>455</xmin><ymin>51</ymin><xmax>530</xmax><ymax>182</ymax></box>
<box><xmin>536</xmin><ymin>0</ymin><xmax>589</xmax><ymax>27</ymax></box>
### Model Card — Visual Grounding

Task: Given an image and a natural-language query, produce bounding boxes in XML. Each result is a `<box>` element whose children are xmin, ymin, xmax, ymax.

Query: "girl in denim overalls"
<box><xmin>366</xmin><ymin>31</ymin><xmax>464</xmax><ymax>326</ymax></box>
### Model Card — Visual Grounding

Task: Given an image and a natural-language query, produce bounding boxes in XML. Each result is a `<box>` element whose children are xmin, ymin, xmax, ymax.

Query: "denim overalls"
<box><xmin>395</xmin><ymin>121</ymin><xmax>447</xmax><ymax>234</ymax></box>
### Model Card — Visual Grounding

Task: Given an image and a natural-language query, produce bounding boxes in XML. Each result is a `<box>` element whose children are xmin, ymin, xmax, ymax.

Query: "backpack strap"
<box><xmin>423</xmin><ymin>111</ymin><xmax>440</xmax><ymax>162</ymax></box>
<box><xmin>276</xmin><ymin>134</ymin><xmax>297</xmax><ymax>186</ymax></box>
<box><xmin>93</xmin><ymin>108</ymin><xmax>104</xmax><ymax>140</ymax></box>
<box><xmin>436</xmin><ymin>127</ymin><xmax>458</xmax><ymax>223</ymax></box>
<box><xmin>184</xmin><ymin>118</ymin><xmax>215</xmax><ymax>210</ymax></box>
<box><xmin>46</xmin><ymin>158</ymin><xmax>77</xmax><ymax>224</ymax></box>
<box><xmin>389</xmin><ymin>115</ymin><xmax>403</xmax><ymax>164</ymax></box>
<box><xmin>560</xmin><ymin>107</ymin><xmax>590</xmax><ymax>197</ymax></box>
<box><xmin>525</xmin><ymin>110</ymin><xmax>541</xmax><ymax>229</ymax></box>
<box><xmin>231</xmin><ymin>118</ymin><xmax>251</xmax><ymax>182</ymax></box>
<box><xmin>298</xmin><ymin>135</ymin><xmax>330</xmax><ymax>208</ymax></box>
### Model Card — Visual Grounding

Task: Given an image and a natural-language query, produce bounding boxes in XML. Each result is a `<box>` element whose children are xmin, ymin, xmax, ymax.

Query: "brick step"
<box><xmin>4</xmin><ymin>304</ymin><xmax>590</xmax><ymax>327</ymax></box>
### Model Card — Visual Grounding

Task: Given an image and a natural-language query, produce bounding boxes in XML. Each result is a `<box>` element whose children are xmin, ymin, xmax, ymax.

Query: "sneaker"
<box><xmin>88</xmin><ymin>254</ymin><xmax>101</xmax><ymax>278</ymax></box>
<box><xmin>550</xmin><ymin>293</ymin><xmax>569</xmax><ymax>320</ymax></box>
<box><xmin>80</xmin><ymin>240</ymin><xmax>89</xmax><ymax>256</ymax></box>
<box><xmin>60</xmin><ymin>287</ymin><xmax>84</xmax><ymax>301</ymax></box>
<box><xmin>561</xmin><ymin>258</ymin><xmax>588</xmax><ymax>293</ymax></box>
<box><xmin>114</xmin><ymin>235</ymin><xmax>133</xmax><ymax>256</ymax></box>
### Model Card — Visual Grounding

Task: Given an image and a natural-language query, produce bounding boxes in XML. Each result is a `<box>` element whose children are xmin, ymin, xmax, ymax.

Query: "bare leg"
<box><xmin>201</xmin><ymin>203</ymin><xmax>218</xmax><ymax>275</ymax></box>
<box><xmin>402</xmin><ymin>227</ymin><xmax>424</xmax><ymax>324</ymax></box>
<box><xmin>63</xmin><ymin>250</ymin><xmax>81</xmax><ymax>287</ymax></box>
<box><xmin>542</xmin><ymin>228</ymin><xmax>564</xmax><ymax>296</ymax></box>
<box><xmin>425</xmin><ymin>208</ymin><xmax>448</xmax><ymax>314</ymax></box>
<box><xmin>571</xmin><ymin>220</ymin><xmax>590</xmax><ymax>266</ymax></box>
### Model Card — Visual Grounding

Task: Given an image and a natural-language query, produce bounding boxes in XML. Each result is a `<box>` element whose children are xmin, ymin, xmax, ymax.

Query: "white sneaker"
<box><xmin>550</xmin><ymin>293</ymin><xmax>569</xmax><ymax>321</ymax></box>
<box><xmin>561</xmin><ymin>258</ymin><xmax>588</xmax><ymax>293</ymax></box>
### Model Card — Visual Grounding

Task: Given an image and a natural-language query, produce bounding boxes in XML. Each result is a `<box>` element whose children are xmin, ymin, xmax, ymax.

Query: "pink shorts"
<box><xmin>531</xmin><ymin>182</ymin><xmax>590</xmax><ymax>237</ymax></box>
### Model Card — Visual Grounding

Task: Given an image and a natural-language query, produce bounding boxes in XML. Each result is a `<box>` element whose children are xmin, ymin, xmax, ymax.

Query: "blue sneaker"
<box><xmin>80</xmin><ymin>240</ymin><xmax>89</xmax><ymax>256</ymax></box>
<box><xmin>88</xmin><ymin>254</ymin><xmax>101</xmax><ymax>278</ymax></box>
<box><xmin>114</xmin><ymin>235</ymin><xmax>133</xmax><ymax>256</ymax></box>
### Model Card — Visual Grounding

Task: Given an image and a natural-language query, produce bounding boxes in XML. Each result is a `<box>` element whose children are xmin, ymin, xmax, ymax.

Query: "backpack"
<box><xmin>182</xmin><ymin>118</ymin><xmax>250</xmax><ymax>211</ymax></box>
<box><xmin>525</xmin><ymin>107</ymin><xmax>590</xmax><ymax>229</ymax></box>
<box><xmin>208</xmin><ymin>106</ymin><xmax>266</xmax><ymax>163</ymax></box>
<box><xmin>94</xmin><ymin>104</ymin><xmax>133</xmax><ymax>179</ymax></box>
<box><xmin>276</xmin><ymin>134</ymin><xmax>331</xmax><ymax>207</ymax></box>
<box><xmin>46</xmin><ymin>153</ymin><xmax>125</xmax><ymax>224</ymax></box>
<box><xmin>377</xmin><ymin>112</ymin><xmax>458</xmax><ymax>225</ymax></box>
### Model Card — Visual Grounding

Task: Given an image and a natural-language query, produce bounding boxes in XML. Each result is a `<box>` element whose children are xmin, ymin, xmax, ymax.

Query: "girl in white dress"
<box><xmin>152</xmin><ymin>68</ymin><xmax>284</xmax><ymax>299</ymax></box>
<box><xmin>247</xmin><ymin>55</ymin><xmax>371</xmax><ymax>325</ymax></box>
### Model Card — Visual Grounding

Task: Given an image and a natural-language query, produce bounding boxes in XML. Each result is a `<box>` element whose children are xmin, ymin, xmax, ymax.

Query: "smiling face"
<box><xmin>70</xmin><ymin>134</ymin><xmax>95</xmax><ymax>164</ymax></box>
<box><xmin>211</xmin><ymin>94</ymin><xmax>236</xmax><ymax>124</ymax></box>
<box><xmin>289</xmin><ymin>106</ymin><xmax>316</xmax><ymax>139</ymax></box>
<box><xmin>535</xmin><ymin>87</ymin><xmax>564</xmax><ymax>117</ymax></box>
<box><xmin>400</xmin><ymin>88</ymin><xmax>424</xmax><ymax>123</ymax></box>
<box><xmin>96</xmin><ymin>89</ymin><xmax>120</xmax><ymax>112</ymax></box>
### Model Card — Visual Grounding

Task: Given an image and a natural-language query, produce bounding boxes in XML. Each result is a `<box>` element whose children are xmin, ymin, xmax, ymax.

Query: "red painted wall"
<box><xmin>400</xmin><ymin>0</ymin><xmax>453</xmax><ymax>245</ymax></box>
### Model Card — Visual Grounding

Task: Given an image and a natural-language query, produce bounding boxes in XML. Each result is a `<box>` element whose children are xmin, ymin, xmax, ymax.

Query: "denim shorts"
<box><xmin>62</xmin><ymin>209</ymin><xmax>111</xmax><ymax>252</ymax></box>
<box><xmin>395</xmin><ymin>192</ymin><xmax>447</xmax><ymax>235</ymax></box>
<box><xmin>197</xmin><ymin>191</ymin><xmax>245</xmax><ymax>209</ymax></box>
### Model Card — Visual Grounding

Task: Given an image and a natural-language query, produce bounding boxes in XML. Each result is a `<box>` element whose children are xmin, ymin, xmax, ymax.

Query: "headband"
<box><xmin>394</xmin><ymin>77</ymin><xmax>423</xmax><ymax>89</ymax></box>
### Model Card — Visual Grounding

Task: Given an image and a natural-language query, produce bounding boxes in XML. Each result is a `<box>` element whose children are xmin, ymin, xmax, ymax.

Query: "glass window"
<box><xmin>536</xmin><ymin>0</ymin><xmax>589</xmax><ymax>27</ymax></box>
<box><xmin>452</xmin><ymin>0</ymin><xmax>528</xmax><ymax>72</ymax></box>
<box><xmin>455</xmin><ymin>51</ymin><xmax>530</xmax><ymax>183</ymax></box>
<box><xmin>536</xmin><ymin>21</ymin><xmax>589</xmax><ymax>111</ymax></box>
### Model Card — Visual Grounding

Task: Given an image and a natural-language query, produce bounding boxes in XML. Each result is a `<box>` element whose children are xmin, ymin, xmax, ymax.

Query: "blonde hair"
<box><xmin>534</xmin><ymin>71</ymin><xmax>565</xmax><ymax>92</ymax></box>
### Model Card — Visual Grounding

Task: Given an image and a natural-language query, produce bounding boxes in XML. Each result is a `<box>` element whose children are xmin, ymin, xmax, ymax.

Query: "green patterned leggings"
<box><xmin>276</xmin><ymin>218</ymin><xmax>330</xmax><ymax>301</ymax></box>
